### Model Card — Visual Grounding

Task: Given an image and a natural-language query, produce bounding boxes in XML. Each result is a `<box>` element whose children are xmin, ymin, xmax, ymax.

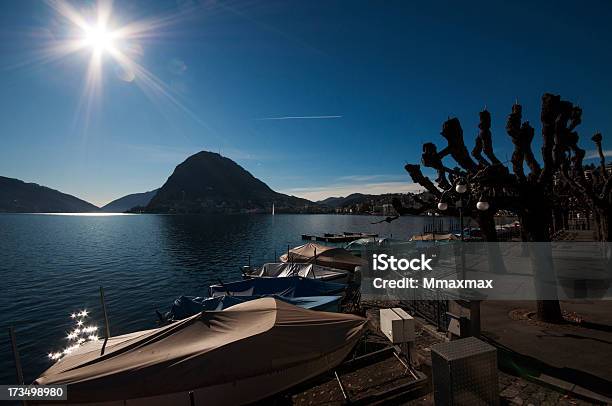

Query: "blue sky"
<box><xmin>1</xmin><ymin>0</ymin><xmax>611</xmax><ymax>206</ymax></box>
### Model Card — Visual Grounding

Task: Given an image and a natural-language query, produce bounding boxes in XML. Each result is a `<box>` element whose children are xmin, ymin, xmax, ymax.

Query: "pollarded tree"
<box><xmin>393</xmin><ymin>93</ymin><xmax>611</xmax><ymax>322</ymax></box>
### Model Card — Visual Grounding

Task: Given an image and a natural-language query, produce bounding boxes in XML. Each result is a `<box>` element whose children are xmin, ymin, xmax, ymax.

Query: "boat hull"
<box><xmin>43</xmin><ymin>344</ymin><xmax>355</xmax><ymax>406</ymax></box>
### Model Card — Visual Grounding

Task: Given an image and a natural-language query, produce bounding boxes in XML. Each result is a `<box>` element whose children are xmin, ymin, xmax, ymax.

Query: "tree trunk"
<box><xmin>520</xmin><ymin>192</ymin><xmax>564</xmax><ymax>323</ymax></box>
<box><xmin>537</xmin><ymin>300</ymin><xmax>563</xmax><ymax>323</ymax></box>
<box><xmin>476</xmin><ymin>211</ymin><xmax>498</xmax><ymax>242</ymax></box>
<box><xmin>552</xmin><ymin>207</ymin><xmax>565</xmax><ymax>235</ymax></box>
<box><xmin>596</xmin><ymin>207</ymin><xmax>611</xmax><ymax>242</ymax></box>
<box><xmin>475</xmin><ymin>211</ymin><xmax>508</xmax><ymax>273</ymax></box>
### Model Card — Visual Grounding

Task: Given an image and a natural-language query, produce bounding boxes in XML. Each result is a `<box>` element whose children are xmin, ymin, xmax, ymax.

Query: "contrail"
<box><xmin>257</xmin><ymin>115</ymin><xmax>342</xmax><ymax>120</ymax></box>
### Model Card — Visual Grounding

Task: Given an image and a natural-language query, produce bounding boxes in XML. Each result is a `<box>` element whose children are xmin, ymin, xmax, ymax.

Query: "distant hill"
<box><xmin>0</xmin><ymin>176</ymin><xmax>98</xmax><ymax>213</ymax></box>
<box><xmin>317</xmin><ymin>191</ymin><xmax>436</xmax><ymax>215</ymax></box>
<box><xmin>318</xmin><ymin>193</ymin><xmax>373</xmax><ymax>208</ymax></box>
<box><xmin>145</xmin><ymin>151</ymin><xmax>315</xmax><ymax>213</ymax></box>
<box><xmin>318</xmin><ymin>196</ymin><xmax>344</xmax><ymax>207</ymax></box>
<box><xmin>100</xmin><ymin>189</ymin><xmax>158</xmax><ymax>213</ymax></box>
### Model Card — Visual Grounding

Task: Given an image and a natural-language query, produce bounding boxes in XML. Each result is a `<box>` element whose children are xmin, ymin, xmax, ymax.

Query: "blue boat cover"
<box><xmin>166</xmin><ymin>294</ymin><xmax>342</xmax><ymax>321</ymax></box>
<box><xmin>209</xmin><ymin>276</ymin><xmax>345</xmax><ymax>298</ymax></box>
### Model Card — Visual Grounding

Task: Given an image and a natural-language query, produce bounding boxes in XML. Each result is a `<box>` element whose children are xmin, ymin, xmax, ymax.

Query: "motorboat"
<box><xmin>242</xmin><ymin>262</ymin><xmax>351</xmax><ymax>284</ymax></box>
<box><xmin>164</xmin><ymin>294</ymin><xmax>342</xmax><ymax>321</ymax></box>
<box><xmin>209</xmin><ymin>276</ymin><xmax>346</xmax><ymax>298</ymax></box>
<box><xmin>35</xmin><ymin>298</ymin><xmax>367</xmax><ymax>406</ymax></box>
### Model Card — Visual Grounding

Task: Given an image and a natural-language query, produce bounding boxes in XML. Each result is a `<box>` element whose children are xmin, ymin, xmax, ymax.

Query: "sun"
<box><xmin>39</xmin><ymin>0</ymin><xmax>205</xmax><ymax>130</ymax></box>
<box><xmin>82</xmin><ymin>24</ymin><xmax>116</xmax><ymax>54</ymax></box>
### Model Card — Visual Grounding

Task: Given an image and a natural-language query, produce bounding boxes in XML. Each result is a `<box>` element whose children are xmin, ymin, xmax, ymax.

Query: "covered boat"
<box><xmin>344</xmin><ymin>237</ymin><xmax>414</xmax><ymax>256</ymax></box>
<box><xmin>409</xmin><ymin>233</ymin><xmax>459</xmax><ymax>242</ymax></box>
<box><xmin>280</xmin><ymin>242</ymin><xmax>365</xmax><ymax>271</ymax></box>
<box><xmin>244</xmin><ymin>262</ymin><xmax>351</xmax><ymax>283</ymax></box>
<box><xmin>165</xmin><ymin>294</ymin><xmax>342</xmax><ymax>321</ymax></box>
<box><xmin>209</xmin><ymin>276</ymin><xmax>346</xmax><ymax>298</ymax></box>
<box><xmin>35</xmin><ymin>298</ymin><xmax>367</xmax><ymax>405</ymax></box>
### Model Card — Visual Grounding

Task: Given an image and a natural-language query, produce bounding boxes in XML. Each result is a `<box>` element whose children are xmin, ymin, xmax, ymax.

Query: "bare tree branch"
<box><xmin>506</xmin><ymin>104</ymin><xmax>541</xmax><ymax>181</ymax></box>
<box><xmin>591</xmin><ymin>132</ymin><xmax>608</xmax><ymax>179</ymax></box>
<box><xmin>440</xmin><ymin>118</ymin><xmax>479</xmax><ymax>172</ymax></box>
<box><xmin>539</xmin><ymin>93</ymin><xmax>560</xmax><ymax>184</ymax></box>
<box><xmin>507</xmin><ymin>103</ymin><xmax>526</xmax><ymax>181</ymax></box>
<box><xmin>404</xmin><ymin>164</ymin><xmax>442</xmax><ymax>198</ymax></box>
<box><xmin>521</xmin><ymin>122</ymin><xmax>541</xmax><ymax>178</ymax></box>
<box><xmin>472</xmin><ymin>109</ymin><xmax>501</xmax><ymax>167</ymax></box>
<box><xmin>421</xmin><ymin>143</ymin><xmax>452</xmax><ymax>189</ymax></box>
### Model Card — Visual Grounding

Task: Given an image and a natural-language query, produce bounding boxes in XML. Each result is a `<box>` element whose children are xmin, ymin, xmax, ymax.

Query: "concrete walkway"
<box><xmin>480</xmin><ymin>300</ymin><xmax>612</xmax><ymax>399</ymax></box>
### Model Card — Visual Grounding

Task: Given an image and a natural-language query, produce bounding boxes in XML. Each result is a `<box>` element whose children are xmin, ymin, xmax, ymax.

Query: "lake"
<box><xmin>0</xmin><ymin>212</ymin><xmax>447</xmax><ymax>384</ymax></box>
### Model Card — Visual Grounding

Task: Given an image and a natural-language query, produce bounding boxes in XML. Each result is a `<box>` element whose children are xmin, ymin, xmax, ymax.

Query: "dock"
<box><xmin>301</xmin><ymin>232</ymin><xmax>378</xmax><ymax>243</ymax></box>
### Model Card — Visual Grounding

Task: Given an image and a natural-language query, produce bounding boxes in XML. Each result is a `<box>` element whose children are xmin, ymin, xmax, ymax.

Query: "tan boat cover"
<box><xmin>410</xmin><ymin>233</ymin><xmax>459</xmax><ymax>241</ymax></box>
<box><xmin>280</xmin><ymin>243</ymin><xmax>365</xmax><ymax>271</ymax></box>
<box><xmin>35</xmin><ymin>298</ymin><xmax>366</xmax><ymax>404</ymax></box>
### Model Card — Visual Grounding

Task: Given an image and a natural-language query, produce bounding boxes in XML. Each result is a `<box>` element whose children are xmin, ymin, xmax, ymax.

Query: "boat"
<box><xmin>344</xmin><ymin>237</ymin><xmax>415</xmax><ymax>256</ymax></box>
<box><xmin>164</xmin><ymin>294</ymin><xmax>343</xmax><ymax>321</ymax></box>
<box><xmin>209</xmin><ymin>275</ymin><xmax>346</xmax><ymax>298</ymax></box>
<box><xmin>301</xmin><ymin>232</ymin><xmax>378</xmax><ymax>243</ymax></box>
<box><xmin>35</xmin><ymin>298</ymin><xmax>367</xmax><ymax>405</ymax></box>
<box><xmin>409</xmin><ymin>233</ymin><xmax>459</xmax><ymax>242</ymax></box>
<box><xmin>280</xmin><ymin>242</ymin><xmax>366</xmax><ymax>271</ymax></box>
<box><xmin>242</xmin><ymin>262</ymin><xmax>352</xmax><ymax>284</ymax></box>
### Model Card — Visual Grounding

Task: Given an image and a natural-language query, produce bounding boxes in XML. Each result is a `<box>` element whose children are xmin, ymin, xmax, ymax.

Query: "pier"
<box><xmin>301</xmin><ymin>232</ymin><xmax>378</xmax><ymax>243</ymax></box>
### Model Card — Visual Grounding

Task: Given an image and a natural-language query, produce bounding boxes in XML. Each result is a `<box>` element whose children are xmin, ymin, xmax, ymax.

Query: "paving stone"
<box><xmin>523</xmin><ymin>385</ymin><xmax>537</xmax><ymax>395</ymax></box>
<box><xmin>501</xmin><ymin>387</ymin><xmax>521</xmax><ymax>398</ymax></box>
<box><xmin>534</xmin><ymin>391</ymin><xmax>547</xmax><ymax>401</ymax></box>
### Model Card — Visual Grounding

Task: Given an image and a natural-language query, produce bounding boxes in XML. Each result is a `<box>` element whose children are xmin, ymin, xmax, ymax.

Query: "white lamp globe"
<box><xmin>455</xmin><ymin>183</ymin><xmax>467</xmax><ymax>194</ymax></box>
<box><xmin>437</xmin><ymin>202</ymin><xmax>448</xmax><ymax>211</ymax></box>
<box><xmin>476</xmin><ymin>201</ymin><xmax>490</xmax><ymax>211</ymax></box>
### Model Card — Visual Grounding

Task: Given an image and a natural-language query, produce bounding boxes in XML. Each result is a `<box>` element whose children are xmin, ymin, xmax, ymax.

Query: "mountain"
<box><xmin>318</xmin><ymin>193</ymin><xmax>372</xmax><ymax>208</ymax></box>
<box><xmin>318</xmin><ymin>191</ymin><xmax>436</xmax><ymax>215</ymax></box>
<box><xmin>318</xmin><ymin>196</ymin><xmax>345</xmax><ymax>207</ymax></box>
<box><xmin>100</xmin><ymin>189</ymin><xmax>158</xmax><ymax>213</ymax></box>
<box><xmin>145</xmin><ymin>151</ymin><xmax>315</xmax><ymax>213</ymax></box>
<box><xmin>0</xmin><ymin>176</ymin><xmax>98</xmax><ymax>213</ymax></box>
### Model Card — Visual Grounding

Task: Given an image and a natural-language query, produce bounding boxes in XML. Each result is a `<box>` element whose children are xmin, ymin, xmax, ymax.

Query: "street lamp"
<box><xmin>451</xmin><ymin>182</ymin><xmax>468</xmax><ymax>280</ymax></box>
<box><xmin>437</xmin><ymin>202</ymin><xmax>448</xmax><ymax>211</ymax></box>
<box><xmin>456</xmin><ymin>199</ymin><xmax>464</xmax><ymax>241</ymax></box>
<box><xmin>476</xmin><ymin>199</ymin><xmax>490</xmax><ymax>211</ymax></box>
<box><xmin>455</xmin><ymin>180</ymin><xmax>468</xmax><ymax>240</ymax></box>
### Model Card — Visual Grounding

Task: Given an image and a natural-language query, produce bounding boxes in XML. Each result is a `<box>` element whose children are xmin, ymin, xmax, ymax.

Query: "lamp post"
<box><xmin>456</xmin><ymin>199</ymin><xmax>464</xmax><ymax>241</ymax></box>
<box><xmin>453</xmin><ymin>182</ymin><xmax>468</xmax><ymax>283</ymax></box>
<box><xmin>437</xmin><ymin>179</ymin><xmax>491</xmax><ymax>238</ymax></box>
<box><xmin>437</xmin><ymin>181</ymin><xmax>470</xmax><ymax>285</ymax></box>
<box><xmin>455</xmin><ymin>181</ymin><xmax>467</xmax><ymax>240</ymax></box>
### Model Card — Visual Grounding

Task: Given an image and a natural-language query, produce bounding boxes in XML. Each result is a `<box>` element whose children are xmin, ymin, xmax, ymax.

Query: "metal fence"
<box><xmin>400</xmin><ymin>288</ymin><xmax>450</xmax><ymax>332</ymax></box>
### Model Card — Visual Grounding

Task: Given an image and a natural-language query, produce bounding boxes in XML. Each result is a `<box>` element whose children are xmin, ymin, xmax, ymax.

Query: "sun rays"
<box><xmin>36</xmin><ymin>0</ymin><xmax>204</xmax><ymax>130</ymax></box>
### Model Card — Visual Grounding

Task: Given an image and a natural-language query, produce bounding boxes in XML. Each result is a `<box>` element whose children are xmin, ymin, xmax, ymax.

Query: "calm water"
<box><xmin>0</xmin><ymin>213</ymin><xmax>440</xmax><ymax>384</ymax></box>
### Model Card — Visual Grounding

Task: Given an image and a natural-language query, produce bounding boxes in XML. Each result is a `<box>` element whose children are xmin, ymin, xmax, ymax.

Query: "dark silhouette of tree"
<box><xmin>394</xmin><ymin>93</ymin><xmax>611</xmax><ymax>322</ymax></box>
